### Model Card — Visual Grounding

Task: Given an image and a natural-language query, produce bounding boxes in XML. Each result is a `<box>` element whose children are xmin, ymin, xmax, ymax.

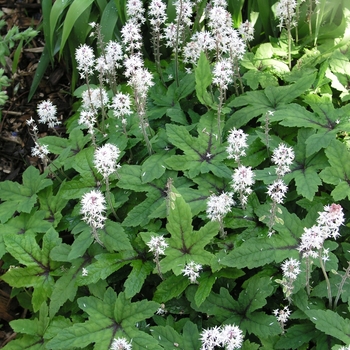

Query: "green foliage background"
<box><xmin>2</xmin><ymin>0</ymin><xmax>350</xmax><ymax>349</ymax></box>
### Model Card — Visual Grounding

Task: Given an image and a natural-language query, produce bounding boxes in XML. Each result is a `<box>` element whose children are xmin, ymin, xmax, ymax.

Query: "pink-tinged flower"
<box><xmin>94</xmin><ymin>143</ymin><xmax>120</xmax><ymax>179</ymax></box>
<box><xmin>298</xmin><ymin>204</ymin><xmax>344</xmax><ymax>257</ymax></box>
<box><xmin>126</xmin><ymin>0</ymin><xmax>145</xmax><ymax>23</ymax></box>
<box><xmin>275</xmin><ymin>0</ymin><xmax>297</xmax><ymax>30</ymax></box>
<box><xmin>317</xmin><ymin>203</ymin><xmax>344</xmax><ymax>239</ymax></box>
<box><xmin>238</xmin><ymin>20</ymin><xmax>255</xmax><ymax>42</ymax></box>
<box><xmin>121</xmin><ymin>20</ymin><xmax>143</xmax><ymax>52</ymax></box>
<box><xmin>111</xmin><ymin>93</ymin><xmax>133</xmax><ymax>118</ymax></box>
<box><xmin>219</xmin><ymin>324</ymin><xmax>244</xmax><ymax>350</ymax></box>
<box><xmin>267</xmin><ymin>179</ymin><xmax>288</xmax><ymax>204</ymax></box>
<box><xmin>81</xmin><ymin>189</ymin><xmax>107</xmax><ymax>229</ymax></box>
<box><xmin>273</xmin><ymin>306</ymin><xmax>291</xmax><ymax>324</ymax></box>
<box><xmin>148</xmin><ymin>0</ymin><xmax>167</xmax><ymax>30</ymax></box>
<box><xmin>281</xmin><ymin>258</ymin><xmax>301</xmax><ymax>280</ymax></box>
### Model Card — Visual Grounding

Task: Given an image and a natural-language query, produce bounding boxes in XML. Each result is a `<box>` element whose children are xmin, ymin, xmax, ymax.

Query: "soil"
<box><xmin>0</xmin><ymin>0</ymin><xmax>72</xmax><ymax>183</ymax></box>
<box><xmin>0</xmin><ymin>1</ymin><xmax>73</xmax><ymax>346</ymax></box>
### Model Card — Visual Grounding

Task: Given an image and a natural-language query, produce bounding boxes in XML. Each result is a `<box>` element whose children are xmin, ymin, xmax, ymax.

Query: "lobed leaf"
<box><xmin>306</xmin><ymin>309</ymin><xmax>350</xmax><ymax>344</ymax></box>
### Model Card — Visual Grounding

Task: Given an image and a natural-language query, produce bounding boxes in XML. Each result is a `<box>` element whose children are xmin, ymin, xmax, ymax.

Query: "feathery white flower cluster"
<box><xmin>231</xmin><ymin>165</ymin><xmax>255</xmax><ymax>209</ymax></box>
<box><xmin>208</xmin><ymin>1</ymin><xmax>245</xmax><ymax>61</ymax></box>
<box><xmin>110</xmin><ymin>92</ymin><xmax>133</xmax><ymax>126</ymax></box>
<box><xmin>238</xmin><ymin>20</ymin><xmax>255</xmax><ymax>42</ymax></box>
<box><xmin>206</xmin><ymin>192</ymin><xmax>235</xmax><ymax>222</ymax></box>
<box><xmin>212</xmin><ymin>58</ymin><xmax>234</xmax><ymax>90</ymax></box>
<box><xmin>110</xmin><ymin>337</ymin><xmax>132</xmax><ymax>350</ymax></box>
<box><xmin>81</xmin><ymin>189</ymin><xmax>107</xmax><ymax>230</ymax></box>
<box><xmin>226</xmin><ymin>128</ymin><xmax>248</xmax><ymax>163</ymax></box>
<box><xmin>267</xmin><ymin>179</ymin><xmax>288</xmax><ymax>205</ymax></box>
<box><xmin>26</xmin><ymin>117</ymin><xmax>50</xmax><ymax>162</ymax></box>
<box><xmin>122</xmin><ymin>20</ymin><xmax>143</xmax><ymax>53</ymax></box>
<box><xmin>95</xmin><ymin>40</ymin><xmax>123</xmax><ymax>79</ymax></box>
<box><xmin>94</xmin><ymin>143</ymin><xmax>120</xmax><ymax>179</ymax></box>
<box><xmin>273</xmin><ymin>306</ymin><xmax>291</xmax><ymax>334</ymax></box>
<box><xmin>182</xmin><ymin>0</ymin><xmax>246</xmax><ymax>74</ymax></box>
<box><xmin>163</xmin><ymin>0</ymin><xmax>193</xmax><ymax>49</ymax></box>
<box><xmin>275</xmin><ymin>0</ymin><xmax>297</xmax><ymax>30</ymax></box>
<box><xmin>271</xmin><ymin>143</ymin><xmax>295</xmax><ymax>177</ymax></box>
<box><xmin>75</xmin><ymin>44</ymin><xmax>95</xmax><ymax>78</ymax></box>
<box><xmin>298</xmin><ymin>204</ymin><xmax>344</xmax><ymax>258</ymax></box>
<box><xmin>267</xmin><ymin>143</ymin><xmax>294</xmax><ymax>236</ymax></box>
<box><xmin>277</xmin><ymin>257</ymin><xmax>301</xmax><ymax>301</ymax></box>
<box><xmin>281</xmin><ymin>257</ymin><xmax>301</xmax><ymax>280</ymax></box>
<box><xmin>148</xmin><ymin>0</ymin><xmax>167</xmax><ymax>32</ymax></box>
<box><xmin>182</xmin><ymin>261</ymin><xmax>202</xmax><ymax>283</ymax></box>
<box><xmin>200</xmin><ymin>324</ymin><xmax>243</xmax><ymax>350</ymax></box>
<box><xmin>37</xmin><ymin>100</ymin><xmax>60</xmax><ymax>128</ymax></box>
<box><xmin>226</xmin><ymin>128</ymin><xmax>254</xmax><ymax>209</ymax></box>
<box><xmin>81</xmin><ymin>88</ymin><xmax>109</xmax><ymax>111</ymax></box>
<box><xmin>147</xmin><ymin>235</ymin><xmax>168</xmax><ymax>256</ymax></box>
<box><xmin>126</xmin><ymin>0</ymin><xmax>145</xmax><ymax>23</ymax></box>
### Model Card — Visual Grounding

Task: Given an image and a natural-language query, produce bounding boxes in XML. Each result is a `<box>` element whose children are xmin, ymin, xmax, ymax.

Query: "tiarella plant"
<box><xmin>2</xmin><ymin>0</ymin><xmax>350</xmax><ymax>349</ymax></box>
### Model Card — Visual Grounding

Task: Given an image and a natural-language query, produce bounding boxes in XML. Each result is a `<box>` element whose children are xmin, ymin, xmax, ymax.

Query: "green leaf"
<box><xmin>290</xmin><ymin>129</ymin><xmax>325</xmax><ymax>201</ymax></box>
<box><xmin>114</xmin><ymin>293</ymin><xmax>159</xmax><ymax>326</ymax></box>
<box><xmin>3</xmin><ymin>209</ymin><xmax>52</xmax><ymax>235</ymax></box>
<box><xmin>320</xmin><ymin>139</ymin><xmax>350</xmax><ymax>200</ymax></box>
<box><xmin>195</xmin><ymin>271</ymin><xmax>216</xmax><ymax>307</ymax></box>
<box><xmin>239</xmin><ymin>311</ymin><xmax>280</xmax><ymax>338</ymax></box>
<box><xmin>161</xmin><ymin>188</ymin><xmax>219</xmax><ymax>275</ymax></box>
<box><xmin>226</xmin><ymin>73</ymin><xmax>315</xmax><ymax>129</ymax></box>
<box><xmin>195</xmin><ymin>52</ymin><xmax>214</xmax><ymax>106</ymax></box>
<box><xmin>306</xmin><ymin>309</ymin><xmax>350</xmax><ymax>344</ymax></box>
<box><xmin>2</xmin><ymin>228</ymin><xmax>61</xmax><ymax>311</ymax></box>
<box><xmin>154</xmin><ymin>274</ymin><xmax>190</xmax><ymax>303</ymax></box>
<box><xmin>238</xmin><ymin>276</ymin><xmax>273</xmax><ymax>313</ymax></box>
<box><xmin>166</xmin><ymin>111</ymin><xmax>231</xmax><ymax>179</ymax></box>
<box><xmin>124</xmin><ymin>260</ymin><xmax>153</xmax><ymax>299</ymax></box>
<box><xmin>141</xmin><ymin>152</ymin><xmax>171</xmax><ymax>183</ymax></box>
<box><xmin>182</xmin><ymin>321</ymin><xmax>201</xmax><ymax>350</ymax></box>
<box><xmin>100</xmin><ymin>220</ymin><xmax>132</xmax><ymax>252</ymax></box>
<box><xmin>0</xmin><ymin>166</ymin><xmax>52</xmax><ymax>220</ymax></box>
<box><xmin>48</xmin><ymin>289</ymin><xmax>161</xmax><ymax>349</ymax></box>
<box><xmin>151</xmin><ymin>326</ymin><xmax>183</xmax><ymax>349</ymax></box>
<box><xmin>49</xmin><ymin>259</ymin><xmax>84</xmax><ymax>317</ymax></box>
<box><xmin>68</xmin><ymin>227</ymin><xmax>93</xmax><ymax>260</ymax></box>
<box><xmin>100</xmin><ymin>0</ymin><xmax>118</xmax><ymax>42</ymax></box>
<box><xmin>75</xmin><ymin>252</ymin><xmax>132</xmax><ymax>286</ymax></box>
<box><xmin>60</xmin><ymin>0</ymin><xmax>94</xmax><ymax>57</ymax></box>
<box><xmin>187</xmin><ymin>287</ymin><xmax>239</xmax><ymax>323</ymax></box>
<box><xmin>1</xmin><ymin>334</ymin><xmax>44</xmax><ymax>350</ymax></box>
<box><xmin>222</xmin><ymin>208</ymin><xmax>300</xmax><ymax>268</ymax></box>
<box><xmin>275</xmin><ymin>323</ymin><xmax>319</xmax><ymax>349</ymax></box>
<box><xmin>118</xmin><ymin>164</ymin><xmax>153</xmax><ymax>192</ymax></box>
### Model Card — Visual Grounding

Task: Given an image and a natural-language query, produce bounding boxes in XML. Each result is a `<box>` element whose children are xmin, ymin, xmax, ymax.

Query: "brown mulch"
<box><xmin>0</xmin><ymin>0</ymin><xmax>72</xmax><ymax>183</ymax></box>
<box><xmin>0</xmin><ymin>0</ymin><xmax>73</xmax><ymax>347</ymax></box>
